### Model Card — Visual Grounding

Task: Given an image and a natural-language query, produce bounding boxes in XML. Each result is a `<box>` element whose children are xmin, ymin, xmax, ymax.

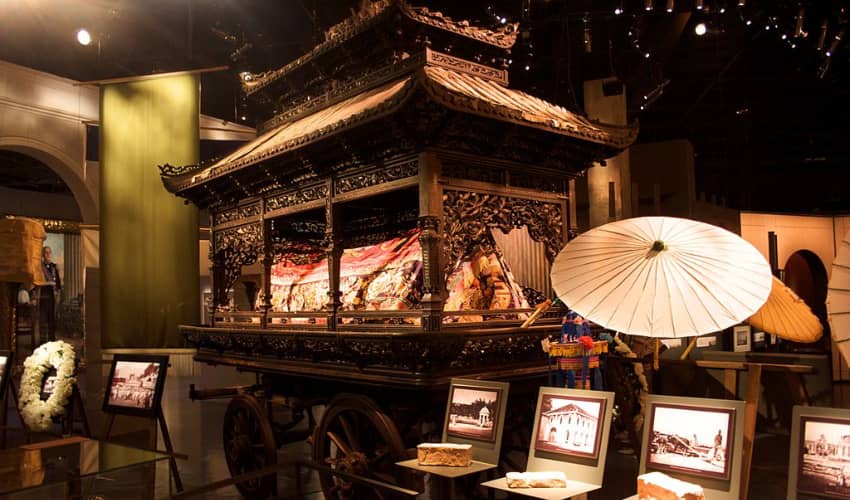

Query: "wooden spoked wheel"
<box><xmin>223</xmin><ymin>394</ymin><xmax>278</xmax><ymax>499</ymax></box>
<box><xmin>312</xmin><ymin>393</ymin><xmax>409</xmax><ymax>499</ymax></box>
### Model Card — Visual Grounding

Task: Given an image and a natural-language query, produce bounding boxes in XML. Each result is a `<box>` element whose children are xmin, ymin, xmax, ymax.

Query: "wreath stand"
<box><xmin>0</xmin><ymin>378</ymin><xmax>24</xmax><ymax>447</ymax></box>
<box><xmin>12</xmin><ymin>380</ymin><xmax>91</xmax><ymax>444</ymax></box>
<box><xmin>102</xmin><ymin>408</ymin><xmax>185</xmax><ymax>492</ymax></box>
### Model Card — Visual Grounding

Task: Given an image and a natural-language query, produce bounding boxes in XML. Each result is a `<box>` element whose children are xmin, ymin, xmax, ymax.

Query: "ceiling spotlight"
<box><xmin>666</xmin><ymin>0</ymin><xmax>674</xmax><ymax>12</ymax></box>
<box><xmin>644</xmin><ymin>0</ymin><xmax>653</xmax><ymax>11</ymax></box>
<box><xmin>737</xmin><ymin>0</ymin><xmax>746</xmax><ymax>6</ymax></box>
<box><xmin>645</xmin><ymin>51</ymin><xmax>651</xmax><ymax>58</ymax></box>
<box><xmin>795</xmin><ymin>8</ymin><xmax>806</xmax><ymax>38</ymax></box>
<box><xmin>695</xmin><ymin>22</ymin><xmax>707</xmax><ymax>36</ymax></box>
<box><xmin>746</xmin><ymin>20</ymin><xmax>752</xmax><ymax>26</ymax></box>
<box><xmin>614</xmin><ymin>3</ymin><xmax>624</xmax><ymax>15</ymax></box>
<box><xmin>695</xmin><ymin>0</ymin><xmax>704</xmax><ymax>9</ymax></box>
<box><xmin>239</xmin><ymin>71</ymin><xmax>253</xmax><ymax>82</ymax></box>
<box><xmin>817</xmin><ymin>20</ymin><xmax>828</xmax><ymax>50</ymax></box>
<box><xmin>76</xmin><ymin>28</ymin><xmax>92</xmax><ymax>46</ymax></box>
<box><xmin>583</xmin><ymin>18</ymin><xmax>592</xmax><ymax>53</ymax></box>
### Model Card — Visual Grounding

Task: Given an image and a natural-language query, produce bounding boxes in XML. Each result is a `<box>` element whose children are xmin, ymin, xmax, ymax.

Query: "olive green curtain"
<box><xmin>100</xmin><ymin>75</ymin><xmax>200</xmax><ymax>348</ymax></box>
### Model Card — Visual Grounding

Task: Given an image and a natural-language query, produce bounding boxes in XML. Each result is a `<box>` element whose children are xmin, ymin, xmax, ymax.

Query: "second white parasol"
<box><xmin>551</xmin><ymin>216</ymin><xmax>773</xmax><ymax>338</ymax></box>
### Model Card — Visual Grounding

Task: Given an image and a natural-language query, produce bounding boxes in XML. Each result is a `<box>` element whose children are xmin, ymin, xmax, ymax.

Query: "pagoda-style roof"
<box><xmin>241</xmin><ymin>0</ymin><xmax>518</xmax><ymax>97</ymax></box>
<box><xmin>161</xmin><ymin>52</ymin><xmax>637</xmax><ymax>196</ymax></box>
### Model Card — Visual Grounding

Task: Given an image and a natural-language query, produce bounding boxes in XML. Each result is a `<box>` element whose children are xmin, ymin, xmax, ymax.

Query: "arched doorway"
<box><xmin>0</xmin><ymin>148</ymin><xmax>87</xmax><ymax>355</ymax></box>
<box><xmin>784</xmin><ymin>249</ymin><xmax>829</xmax><ymax>351</ymax></box>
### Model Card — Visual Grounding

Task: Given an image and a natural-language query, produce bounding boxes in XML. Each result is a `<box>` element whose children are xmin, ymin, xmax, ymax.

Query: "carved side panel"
<box><xmin>335</xmin><ymin>159</ymin><xmax>418</xmax><ymax>194</ymax></box>
<box><xmin>442</xmin><ymin>190</ymin><xmax>563</xmax><ymax>278</ymax></box>
<box><xmin>213</xmin><ymin>203</ymin><xmax>261</xmax><ymax>226</ymax></box>
<box><xmin>265</xmin><ymin>184</ymin><xmax>328</xmax><ymax>212</ymax></box>
<box><xmin>211</xmin><ymin>222</ymin><xmax>264</xmax><ymax>307</ymax></box>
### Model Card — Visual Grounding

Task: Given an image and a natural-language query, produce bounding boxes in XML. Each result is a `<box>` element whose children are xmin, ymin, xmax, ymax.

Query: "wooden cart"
<box><xmin>161</xmin><ymin>2</ymin><xmax>636</xmax><ymax>497</ymax></box>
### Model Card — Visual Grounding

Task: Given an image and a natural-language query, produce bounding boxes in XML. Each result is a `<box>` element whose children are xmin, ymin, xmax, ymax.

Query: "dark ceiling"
<box><xmin>0</xmin><ymin>0</ymin><xmax>848</xmax><ymax>213</ymax></box>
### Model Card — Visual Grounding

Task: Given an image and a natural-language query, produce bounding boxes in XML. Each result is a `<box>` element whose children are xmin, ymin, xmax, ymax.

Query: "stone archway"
<box><xmin>0</xmin><ymin>138</ymin><xmax>98</xmax><ymax>223</ymax></box>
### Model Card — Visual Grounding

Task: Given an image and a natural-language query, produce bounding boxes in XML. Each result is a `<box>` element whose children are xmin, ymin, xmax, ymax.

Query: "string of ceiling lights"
<box><xmin>485</xmin><ymin>0</ymin><xmax>849</xmax><ymax>112</ymax></box>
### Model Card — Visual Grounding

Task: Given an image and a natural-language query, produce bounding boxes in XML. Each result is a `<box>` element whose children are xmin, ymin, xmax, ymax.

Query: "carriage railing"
<box><xmin>213</xmin><ymin>305</ymin><xmax>563</xmax><ymax>331</ymax></box>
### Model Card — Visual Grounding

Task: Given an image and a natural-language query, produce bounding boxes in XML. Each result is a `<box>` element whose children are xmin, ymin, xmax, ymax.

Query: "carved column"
<box><xmin>324</xmin><ymin>178</ymin><xmax>342</xmax><ymax>330</ymax></box>
<box><xmin>260</xmin><ymin>203</ymin><xmax>272</xmax><ymax>328</ymax></box>
<box><xmin>418</xmin><ymin>151</ymin><xmax>444</xmax><ymax>332</ymax></box>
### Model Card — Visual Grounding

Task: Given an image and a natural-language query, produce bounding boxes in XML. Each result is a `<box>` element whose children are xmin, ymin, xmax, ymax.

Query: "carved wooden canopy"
<box><xmin>160</xmin><ymin>51</ymin><xmax>637</xmax><ymax>208</ymax></box>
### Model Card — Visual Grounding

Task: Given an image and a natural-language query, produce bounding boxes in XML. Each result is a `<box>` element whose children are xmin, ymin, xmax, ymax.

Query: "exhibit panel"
<box><xmin>638</xmin><ymin>394</ymin><xmax>746</xmax><ymax>500</ymax></box>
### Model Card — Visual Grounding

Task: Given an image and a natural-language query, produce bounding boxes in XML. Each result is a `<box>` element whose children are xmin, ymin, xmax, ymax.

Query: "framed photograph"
<box><xmin>733</xmin><ymin>325</ymin><xmax>751</xmax><ymax>353</ymax></box>
<box><xmin>102</xmin><ymin>354</ymin><xmax>169</xmax><ymax>418</ymax></box>
<box><xmin>40</xmin><ymin>369</ymin><xmax>58</xmax><ymax>400</ymax></box>
<box><xmin>0</xmin><ymin>351</ymin><xmax>11</xmax><ymax>401</ymax></box>
<box><xmin>646</xmin><ymin>402</ymin><xmax>735</xmax><ymax>480</ymax></box>
<box><xmin>446</xmin><ymin>384</ymin><xmax>502</xmax><ymax>443</ymax></box>
<box><xmin>534</xmin><ymin>393</ymin><xmax>606</xmax><ymax>460</ymax></box>
<box><xmin>796</xmin><ymin>415</ymin><xmax>850</xmax><ymax>498</ymax></box>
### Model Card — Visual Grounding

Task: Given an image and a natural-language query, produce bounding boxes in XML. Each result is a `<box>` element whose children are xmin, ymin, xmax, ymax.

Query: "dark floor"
<box><xmin>2</xmin><ymin>353</ymin><xmax>833</xmax><ymax>499</ymax></box>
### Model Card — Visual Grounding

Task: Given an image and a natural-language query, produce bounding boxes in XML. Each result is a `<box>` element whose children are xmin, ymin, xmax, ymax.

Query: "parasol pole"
<box><xmin>680</xmin><ymin>337</ymin><xmax>698</xmax><ymax>360</ymax></box>
<box><xmin>653</xmin><ymin>339</ymin><xmax>660</xmax><ymax>370</ymax></box>
<box><xmin>521</xmin><ymin>299</ymin><xmax>553</xmax><ymax>328</ymax></box>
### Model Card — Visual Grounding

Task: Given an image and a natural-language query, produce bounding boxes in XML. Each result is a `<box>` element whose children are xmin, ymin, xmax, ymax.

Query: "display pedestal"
<box><xmin>396</xmin><ymin>459</ymin><xmax>496</xmax><ymax>498</ymax></box>
<box><xmin>480</xmin><ymin>476</ymin><xmax>599</xmax><ymax>499</ymax></box>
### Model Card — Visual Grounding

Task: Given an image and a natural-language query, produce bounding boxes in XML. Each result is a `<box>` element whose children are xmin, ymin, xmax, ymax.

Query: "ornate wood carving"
<box><xmin>265</xmin><ymin>184</ymin><xmax>328</xmax><ymax>212</ymax></box>
<box><xmin>336</xmin><ymin>159</ymin><xmax>419</xmax><ymax>194</ymax></box>
<box><xmin>213</xmin><ymin>203</ymin><xmax>262</xmax><ymax>227</ymax></box>
<box><xmin>182</xmin><ymin>326</ymin><xmax>549</xmax><ymax>375</ymax></box>
<box><xmin>426</xmin><ymin>49</ymin><xmax>508</xmax><ymax>85</ymax></box>
<box><xmin>212</xmin><ymin>223</ymin><xmax>264</xmax><ymax>307</ymax></box>
<box><xmin>442</xmin><ymin>190</ymin><xmax>564</xmax><ymax>277</ymax></box>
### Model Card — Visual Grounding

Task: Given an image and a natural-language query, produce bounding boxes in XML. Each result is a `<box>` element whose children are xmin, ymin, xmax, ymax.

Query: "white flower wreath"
<box><xmin>19</xmin><ymin>340</ymin><xmax>76</xmax><ymax>432</ymax></box>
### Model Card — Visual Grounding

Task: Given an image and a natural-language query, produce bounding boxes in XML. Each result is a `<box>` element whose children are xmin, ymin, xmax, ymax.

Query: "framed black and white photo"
<box><xmin>0</xmin><ymin>351</ymin><xmax>11</xmax><ymax>401</ymax></box>
<box><xmin>534</xmin><ymin>392</ymin><xmax>606</xmax><ymax>460</ymax></box>
<box><xmin>442</xmin><ymin>378</ymin><xmax>509</xmax><ymax>465</ymax></box>
<box><xmin>40</xmin><ymin>369</ymin><xmax>58</xmax><ymax>400</ymax></box>
<box><xmin>733</xmin><ymin>325</ymin><xmax>752</xmax><ymax>353</ymax></box>
<box><xmin>646</xmin><ymin>402</ymin><xmax>735</xmax><ymax>480</ymax></box>
<box><xmin>102</xmin><ymin>354</ymin><xmax>169</xmax><ymax>418</ymax></box>
<box><xmin>446</xmin><ymin>384</ymin><xmax>502</xmax><ymax>443</ymax></box>
<box><xmin>795</xmin><ymin>413</ymin><xmax>850</xmax><ymax>499</ymax></box>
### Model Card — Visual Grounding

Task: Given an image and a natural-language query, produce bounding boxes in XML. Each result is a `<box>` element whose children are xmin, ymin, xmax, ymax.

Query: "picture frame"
<box><xmin>0</xmin><ymin>350</ymin><xmax>12</xmax><ymax>401</ymax></box>
<box><xmin>533</xmin><ymin>391</ymin><xmax>607</xmax><ymax>460</ymax></box>
<box><xmin>788</xmin><ymin>405</ymin><xmax>850</xmax><ymax>500</ymax></box>
<box><xmin>442</xmin><ymin>378</ymin><xmax>509</xmax><ymax>465</ymax></box>
<box><xmin>40</xmin><ymin>369</ymin><xmax>58</xmax><ymax>400</ymax></box>
<box><xmin>733</xmin><ymin>325</ymin><xmax>752</xmax><ymax>353</ymax></box>
<box><xmin>445</xmin><ymin>384</ymin><xmax>502</xmax><ymax>443</ymax></box>
<box><xmin>645</xmin><ymin>401</ymin><xmax>736</xmax><ymax>481</ymax></box>
<box><xmin>102</xmin><ymin>354</ymin><xmax>169</xmax><ymax>418</ymax></box>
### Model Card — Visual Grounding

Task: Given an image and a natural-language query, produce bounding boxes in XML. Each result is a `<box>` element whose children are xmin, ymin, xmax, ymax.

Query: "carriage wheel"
<box><xmin>312</xmin><ymin>394</ymin><xmax>409</xmax><ymax>500</ymax></box>
<box><xmin>223</xmin><ymin>394</ymin><xmax>278</xmax><ymax>499</ymax></box>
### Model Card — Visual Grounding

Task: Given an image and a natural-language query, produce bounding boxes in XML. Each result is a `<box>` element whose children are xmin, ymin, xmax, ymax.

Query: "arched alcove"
<box><xmin>784</xmin><ymin>249</ymin><xmax>829</xmax><ymax>348</ymax></box>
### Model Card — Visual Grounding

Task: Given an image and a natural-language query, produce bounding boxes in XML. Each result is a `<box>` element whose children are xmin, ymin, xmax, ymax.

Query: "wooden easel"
<box><xmin>102</xmin><ymin>408</ymin><xmax>185</xmax><ymax>492</ymax></box>
<box><xmin>2</xmin><ymin>380</ymin><xmax>90</xmax><ymax>445</ymax></box>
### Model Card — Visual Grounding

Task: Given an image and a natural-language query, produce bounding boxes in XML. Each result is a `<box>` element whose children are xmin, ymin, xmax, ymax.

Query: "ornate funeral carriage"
<box><xmin>160</xmin><ymin>1</ymin><xmax>636</xmax><ymax>497</ymax></box>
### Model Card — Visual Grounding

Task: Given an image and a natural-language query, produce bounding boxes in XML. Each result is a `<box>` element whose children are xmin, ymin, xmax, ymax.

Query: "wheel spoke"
<box><xmin>327</xmin><ymin>430</ymin><xmax>353</xmax><ymax>455</ymax></box>
<box><xmin>338</xmin><ymin>414</ymin><xmax>360</xmax><ymax>451</ymax></box>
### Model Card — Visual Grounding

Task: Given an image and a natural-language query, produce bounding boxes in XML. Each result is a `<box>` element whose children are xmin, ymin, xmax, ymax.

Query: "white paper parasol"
<box><xmin>550</xmin><ymin>216</ymin><xmax>773</xmax><ymax>338</ymax></box>
<box><xmin>828</xmin><ymin>230</ymin><xmax>850</xmax><ymax>365</ymax></box>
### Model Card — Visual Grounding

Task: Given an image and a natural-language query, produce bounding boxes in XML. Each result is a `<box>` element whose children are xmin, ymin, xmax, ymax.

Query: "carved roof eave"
<box><xmin>163</xmin><ymin>77</ymin><xmax>418</xmax><ymax>196</ymax></box>
<box><xmin>164</xmin><ymin>66</ymin><xmax>637</xmax><ymax>197</ymax></box>
<box><xmin>420</xmin><ymin>66</ymin><xmax>639</xmax><ymax>149</ymax></box>
<box><xmin>240</xmin><ymin>0</ymin><xmax>518</xmax><ymax>96</ymax></box>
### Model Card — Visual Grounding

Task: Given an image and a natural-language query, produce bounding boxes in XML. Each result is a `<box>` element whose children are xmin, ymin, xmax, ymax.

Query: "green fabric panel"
<box><xmin>100</xmin><ymin>75</ymin><xmax>200</xmax><ymax>348</ymax></box>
